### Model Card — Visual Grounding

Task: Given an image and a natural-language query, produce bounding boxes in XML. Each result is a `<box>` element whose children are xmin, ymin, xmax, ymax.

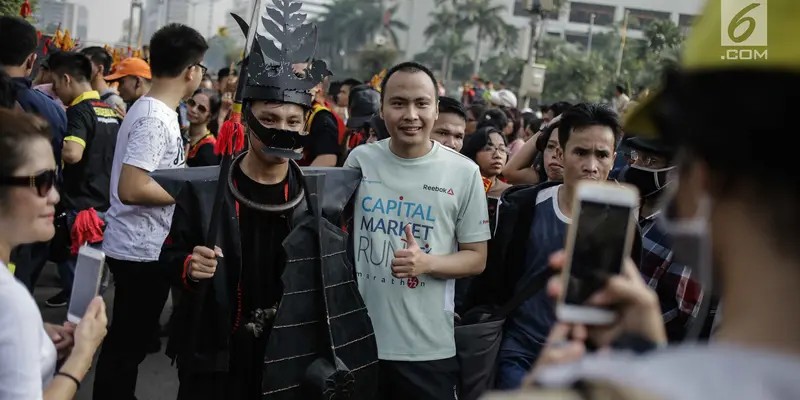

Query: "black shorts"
<box><xmin>378</xmin><ymin>356</ymin><xmax>459</xmax><ymax>400</ymax></box>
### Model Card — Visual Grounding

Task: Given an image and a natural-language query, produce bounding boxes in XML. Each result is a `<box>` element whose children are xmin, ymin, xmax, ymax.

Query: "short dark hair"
<box><xmin>523</xmin><ymin>114</ymin><xmax>542</xmax><ymax>133</ymax></box>
<box><xmin>548</xmin><ymin>101</ymin><xmax>572</xmax><ymax>117</ymax></box>
<box><xmin>468</xmin><ymin>102</ymin><xmax>487</xmax><ymax>121</ymax></box>
<box><xmin>80</xmin><ymin>46</ymin><xmax>112</xmax><ymax>76</ymax></box>
<box><xmin>461</xmin><ymin>126</ymin><xmax>506</xmax><ymax>163</ymax></box>
<box><xmin>341</xmin><ymin>78</ymin><xmax>362</xmax><ymax>88</ymax></box>
<box><xmin>0</xmin><ymin>17</ymin><xmax>37</xmax><ymax>67</ymax></box>
<box><xmin>438</xmin><ymin>96</ymin><xmax>466</xmax><ymax>120</ymax></box>
<box><xmin>476</xmin><ymin>108</ymin><xmax>508</xmax><ymax>132</ymax></box>
<box><xmin>380</xmin><ymin>61</ymin><xmax>438</xmax><ymax>102</ymax></box>
<box><xmin>149</xmin><ymin>24</ymin><xmax>208</xmax><ymax>78</ymax></box>
<box><xmin>558</xmin><ymin>102</ymin><xmax>622</xmax><ymax>150</ymax></box>
<box><xmin>47</xmin><ymin>51</ymin><xmax>92</xmax><ymax>82</ymax></box>
<box><xmin>615</xmin><ymin>84</ymin><xmax>626</xmax><ymax>94</ymax></box>
<box><xmin>217</xmin><ymin>67</ymin><xmax>236</xmax><ymax>81</ymax></box>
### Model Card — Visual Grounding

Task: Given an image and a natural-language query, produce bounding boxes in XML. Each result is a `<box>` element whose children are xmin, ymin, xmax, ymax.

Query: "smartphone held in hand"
<box><xmin>557</xmin><ymin>181</ymin><xmax>639</xmax><ymax>325</ymax></box>
<box><xmin>67</xmin><ymin>246</ymin><xmax>105</xmax><ymax>324</ymax></box>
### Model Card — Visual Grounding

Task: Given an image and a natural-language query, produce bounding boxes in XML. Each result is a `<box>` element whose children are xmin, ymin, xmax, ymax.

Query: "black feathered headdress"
<box><xmin>242</xmin><ymin>0</ymin><xmax>332</xmax><ymax>109</ymax></box>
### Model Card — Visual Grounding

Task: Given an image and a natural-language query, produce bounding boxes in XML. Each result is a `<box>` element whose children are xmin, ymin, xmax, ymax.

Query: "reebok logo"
<box><xmin>423</xmin><ymin>184</ymin><xmax>454</xmax><ymax>195</ymax></box>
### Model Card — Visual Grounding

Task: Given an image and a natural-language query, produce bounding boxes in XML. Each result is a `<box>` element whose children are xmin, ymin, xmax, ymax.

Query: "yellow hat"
<box><xmin>624</xmin><ymin>0</ymin><xmax>799</xmax><ymax>138</ymax></box>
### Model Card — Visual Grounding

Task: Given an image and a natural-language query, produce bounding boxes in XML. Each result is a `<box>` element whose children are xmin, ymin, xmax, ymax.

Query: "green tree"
<box><xmin>204</xmin><ymin>34</ymin><xmax>239</xmax><ymax>74</ymax></box>
<box><xmin>480</xmin><ymin>54</ymin><xmax>526</xmax><ymax>91</ymax></box>
<box><xmin>423</xmin><ymin>5</ymin><xmax>472</xmax><ymax>84</ymax></box>
<box><xmin>459</xmin><ymin>0</ymin><xmax>518</xmax><ymax>76</ymax></box>
<box><xmin>540</xmin><ymin>44</ymin><xmax>613</xmax><ymax>103</ymax></box>
<box><xmin>317</xmin><ymin>0</ymin><xmax>408</xmax><ymax>74</ymax></box>
<box><xmin>358</xmin><ymin>44</ymin><xmax>399</xmax><ymax>77</ymax></box>
<box><xmin>0</xmin><ymin>0</ymin><xmax>37</xmax><ymax>18</ymax></box>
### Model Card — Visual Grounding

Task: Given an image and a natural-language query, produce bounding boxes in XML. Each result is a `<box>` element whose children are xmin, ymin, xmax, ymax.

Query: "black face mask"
<box><xmin>624</xmin><ymin>165</ymin><xmax>675</xmax><ymax>199</ymax></box>
<box><xmin>245</xmin><ymin>105</ymin><xmax>308</xmax><ymax>160</ymax></box>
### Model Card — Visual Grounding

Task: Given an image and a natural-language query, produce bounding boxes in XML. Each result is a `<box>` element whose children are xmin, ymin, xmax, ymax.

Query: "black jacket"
<box><xmin>464</xmin><ymin>181</ymin><xmax>643</xmax><ymax>311</ymax></box>
<box><xmin>156</xmin><ymin>164</ymin><xmax>378</xmax><ymax>399</ymax></box>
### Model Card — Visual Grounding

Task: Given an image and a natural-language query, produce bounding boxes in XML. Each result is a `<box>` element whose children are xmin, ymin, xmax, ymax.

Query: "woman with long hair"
<box><xmin>0</xmin><ymin>108</ymin><xmax>107</xmax><ymax>399</ymax></box>
<box><xmin>185</xmin><ymin>88</ymin><xmax>221</xmax><ymax>167</ymax></box>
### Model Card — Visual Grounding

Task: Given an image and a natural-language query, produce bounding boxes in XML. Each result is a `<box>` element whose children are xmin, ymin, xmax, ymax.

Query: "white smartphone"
<box><xmin>67</xmin><ymin>246</ymin><xmax>106</xmax><ymax>324</ymax></box>
<box><xmin>557</xmin><ymin>181</ymin><xmax>639</xmax><ymax>325</ymax></box>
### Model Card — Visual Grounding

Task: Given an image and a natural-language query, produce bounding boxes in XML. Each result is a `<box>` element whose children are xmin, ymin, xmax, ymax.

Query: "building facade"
<box><xmin>390</xmin><ymin>0</ymin><xmax>705</xmax><ymax>62</ymax></box>
<box><xmin>35</xmin><ymin>0</ymin><xmax>89</xmax><ymax>39</ymax></box>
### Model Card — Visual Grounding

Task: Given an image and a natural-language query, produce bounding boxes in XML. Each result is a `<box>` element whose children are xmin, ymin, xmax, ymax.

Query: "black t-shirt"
<box><xmin>230</xmin><ymin>164</ymin><xmax>292</xmax><ymax>396</ymax></box>
<box><xmin>186</xmin><ymin>134</ymin><xmax>220</xmax><ymax>167</ymax></box>
<box><xmin>61</xmin><ymin>93</ymin><xmax>119</xmax><ymax>211</ymax></box>
<box><xmin>298</xmin><ymin>109</ymin><xmax>340</xmax><ymax>166</ymax></box>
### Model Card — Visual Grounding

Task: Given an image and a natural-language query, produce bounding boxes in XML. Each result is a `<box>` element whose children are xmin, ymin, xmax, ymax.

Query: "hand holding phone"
<box><xmin>547</xmin><ymin>251</ymin><xmax>666</xmax><ymax>347</ymax></box>
<box><xmin>67</xmin><ymin>246</ymin><xmax>105</xmax><ymax>324</ymax></box>
<box><xmin>557</xmin><ymin>181</ymin><xmax>638</xmax><ymax>325</ymax></box>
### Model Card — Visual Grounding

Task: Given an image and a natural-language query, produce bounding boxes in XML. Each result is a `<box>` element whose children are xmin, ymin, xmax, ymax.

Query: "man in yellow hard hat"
<box><xmin>485</xmin><ymin>0</ymin><xmax>800</xmax><ymax>398</ymax></box>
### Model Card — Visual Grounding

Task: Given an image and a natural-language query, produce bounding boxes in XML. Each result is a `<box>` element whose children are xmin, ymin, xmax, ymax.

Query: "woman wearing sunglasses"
<box><xmin>0</xmin><ymin>109</ymin><xmax>108</xmax><ymax>399</ymax></box>
<box><xmin>185</xmin><ymin>88</ymin><xmax>221</xmax><ymax>167</ymax></box>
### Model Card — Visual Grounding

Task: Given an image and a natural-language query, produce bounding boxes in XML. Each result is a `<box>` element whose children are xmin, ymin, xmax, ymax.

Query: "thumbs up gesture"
<box><xmin>392</xmin><ymin>224</ymin><xmax>431</xmax><ymax>278</ymax></box>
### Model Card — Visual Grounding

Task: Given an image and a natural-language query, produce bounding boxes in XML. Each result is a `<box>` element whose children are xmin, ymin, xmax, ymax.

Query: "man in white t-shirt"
<box><xmin>94</xmin><ymin>24</ymin><xmax>208</xmax><ymax>400</ymax></box>
<box><xmin>345</xmin><ymin>61</ymin><xmax>490</xmax><ymax>400</ymax></box>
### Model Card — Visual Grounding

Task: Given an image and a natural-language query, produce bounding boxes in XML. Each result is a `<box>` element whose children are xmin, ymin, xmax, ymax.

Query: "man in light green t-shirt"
<box><xmin>345</xmin><ymin>61</ymin><xmax>490</xmax><ymax>400</ymax></box>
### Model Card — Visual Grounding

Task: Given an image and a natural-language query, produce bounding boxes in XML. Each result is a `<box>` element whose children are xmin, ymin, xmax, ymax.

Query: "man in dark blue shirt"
<box><xmin>1</xmin><ymin>16</ymin><xmax>68</xmax><ymax>291</ymax></box>
<box><xmin>467</xmin><ymin>103</ymin><xmax>642</xmax><ymax>390</ymax></box>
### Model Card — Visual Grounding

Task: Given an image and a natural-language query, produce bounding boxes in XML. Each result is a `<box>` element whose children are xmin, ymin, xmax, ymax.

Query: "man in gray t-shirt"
<box><xmin>345</xmin><ymin>62</ymin><xmax>490</xmax><ymax>400</ymax></box>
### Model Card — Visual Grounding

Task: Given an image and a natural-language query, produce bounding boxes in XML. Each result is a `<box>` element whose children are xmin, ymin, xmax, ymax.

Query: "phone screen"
<box><xmin>565</xmin><ymin>200</ymin><xmax>633</xmax><ymax>307</ymax></box>
<box><xmin>68</xmin><ymin>250</ymin><xmax>104</xmax><ymax>322</ymax></box>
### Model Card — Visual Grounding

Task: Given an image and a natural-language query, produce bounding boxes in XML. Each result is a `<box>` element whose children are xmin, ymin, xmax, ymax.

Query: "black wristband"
<box><xmin>56</xmin><ymin>371</ymin><xmax>81</xmax><ymax>389</ymax></box>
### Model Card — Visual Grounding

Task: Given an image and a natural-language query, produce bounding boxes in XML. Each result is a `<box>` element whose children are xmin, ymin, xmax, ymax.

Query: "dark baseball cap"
<box><xmin>625</xmin><ymin>137</ymin><xmax>675</xmax><ymax>159</ymax></box>
<box><xmin>347</xmin><ymin>85</ymin><xmax>380</xmax><ymax>129</ymax></box>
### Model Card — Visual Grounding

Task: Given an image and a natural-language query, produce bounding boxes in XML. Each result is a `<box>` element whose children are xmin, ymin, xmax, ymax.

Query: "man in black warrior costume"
<box><xmin>153</xmin><ymin>1</ymin><xmax>378</xmax><ymax>399</ymax></box>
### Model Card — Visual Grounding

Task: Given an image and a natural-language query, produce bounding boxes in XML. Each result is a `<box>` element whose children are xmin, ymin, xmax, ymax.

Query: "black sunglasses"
<box><xmin>186</xmin><ymin>98</ymin><xmax>208</xmax><ymax>114</ymax></box>
<box><xmin>192</xmin><ymin>62</ymin><xmax>208</xmax><ymax>75</ymax></box>
<box><xmin>0</xmin><ymin>170</ymin><xmax>56</xmax><ymax>197</ymax></box>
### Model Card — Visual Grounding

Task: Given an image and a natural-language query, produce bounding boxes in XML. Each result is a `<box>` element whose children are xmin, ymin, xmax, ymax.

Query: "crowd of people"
<box><xmin>1</xmin><ymin>0</ymin><xmax>799</xmax><ymax>399</ymax></box>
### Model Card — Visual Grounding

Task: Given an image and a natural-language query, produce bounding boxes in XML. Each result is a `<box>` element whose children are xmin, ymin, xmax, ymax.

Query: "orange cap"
<box><xmin>105</xmin><ymin>57</ymin><xmax>152</xmax><ymax>81</ymax></box>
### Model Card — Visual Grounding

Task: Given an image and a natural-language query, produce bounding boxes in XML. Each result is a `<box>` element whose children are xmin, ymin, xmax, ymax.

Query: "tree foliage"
<box><xmin>204</xmin><ymin>34</ymin><xmax>241</xmax><ymax>74</ymax></box>
<box><xmin>316</xmin><ymin>0</ymin><xmax>408</xmax><ymax>78</ymax></box>
<box><xmin>0</xmin><ymin>0</ymin><xmax>37</xmax><ymax>18</ymax></box>
<box><xmin>539</xmin><ymin>18</ymin><xmax>685</xmax><ymax>103</ymax></box>
<box><xmin>424</xmin><ymin>0</ymin><xmax>518</xmax><ymax>77</ymax></box>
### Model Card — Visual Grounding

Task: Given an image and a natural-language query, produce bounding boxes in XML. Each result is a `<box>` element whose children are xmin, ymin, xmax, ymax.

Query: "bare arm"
<box><xmin>118</xmin><ymin>164</ymin><xmax>175</xmax><ymax>206</ymax></box>
<box><xmin>502</xmin><ymin>131</ymin><xmax>542</xmax><ymax>185</ymax></box>
<box><xmin>61</xmin><ymin>141</ymin><xmax>85</xmax><ymax>164</ymax></box>
<box><xmin>427</xmin><ymin>241</ymin><xmax>487</xmax><ymax>279</ymax></box>
<box><xmin>42</xmin><ymin>353</ymin><xmax>91</xmax><ymax>400</ymax></box>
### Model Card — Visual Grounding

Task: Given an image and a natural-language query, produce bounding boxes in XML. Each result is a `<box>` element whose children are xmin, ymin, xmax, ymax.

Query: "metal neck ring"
<box><xmin>227</xmin><ymin>151</ymin><xmax>305</xmax><ymax>213</ymax></box>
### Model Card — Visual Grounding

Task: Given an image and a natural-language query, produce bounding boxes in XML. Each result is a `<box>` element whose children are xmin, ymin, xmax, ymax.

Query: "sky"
<box><xmin>75</xmin><ymin>0</ymin><xmax>235</xmax><ymax>45</ymax></box>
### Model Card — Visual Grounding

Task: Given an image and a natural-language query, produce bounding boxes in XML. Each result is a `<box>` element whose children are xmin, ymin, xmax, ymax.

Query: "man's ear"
<box><xmin>25</xmin><ymin>54</ymin><xmax>37</xmax><ymax>72</ymax></box>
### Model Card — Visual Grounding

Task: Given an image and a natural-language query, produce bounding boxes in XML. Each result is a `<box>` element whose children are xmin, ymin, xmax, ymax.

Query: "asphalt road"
<box><xmin>36</xmin><ymin>263</ymin><xmax>179</xmax><ymax>400</ymax></box>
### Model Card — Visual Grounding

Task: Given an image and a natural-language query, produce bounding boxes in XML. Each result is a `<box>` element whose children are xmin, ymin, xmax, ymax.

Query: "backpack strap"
<box><xmin>305</xmin><ymin>103</ymin><xmax>329</xmax><ymax>132</ymax></box>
